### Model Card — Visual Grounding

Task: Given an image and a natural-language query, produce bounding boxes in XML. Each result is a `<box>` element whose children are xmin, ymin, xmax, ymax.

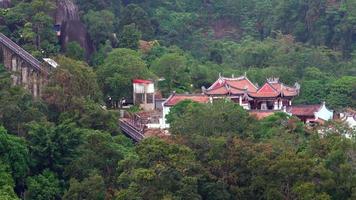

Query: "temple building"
<box><xmin>338</xmin><ymin>108</ymin><xmax>356</xmax><ymax>128</ymax></box>
<box><xmin>287</xmin><ymin>102</ymin><xmax>334</xmax><ymax>124</ymax></box>
<box><xmin>128</xmin><ymin>75</ymin><xmax>336</xmax><ymax>132</ymax></box>
<box><xmin>203</xmin><ymin>75</ymin><xmax>300</xmax><ymax>111</ymax></box>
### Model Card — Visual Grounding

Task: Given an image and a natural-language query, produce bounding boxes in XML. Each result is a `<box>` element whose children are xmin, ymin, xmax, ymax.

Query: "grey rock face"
<box><xmin>55</xmin><ymin>0</ymin><xmax>94</xmax><ymax>58</ymax></box>
<box><xmin>0</xmin><ymin>0</ymin><xmax>11</xmax><ymax>8</ymax></box>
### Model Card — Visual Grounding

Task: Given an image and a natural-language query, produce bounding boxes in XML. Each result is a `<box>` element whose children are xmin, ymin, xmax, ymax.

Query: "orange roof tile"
<box><xmin>249</xmin><ymin>81</ymin><xmax>298</xmax><ymax>98</ymax></box>
<box><xmin>287</xmin><ymin>105</ymin><xmax>321</xmax><ymax>116</ymax></box>
<box><xmin>164</xmin><ymin>94</ymin><xmax>210</xmax><ymax>107</ymax></box>
<box><xmin>249</xmin><ymin>110</ymin><xmax>276</xmax><ymax>119</ymax></box>
<box><xmin>206</xmin><ymin>76</ymin><xmax>298</xmax><ymax>98</ymax></box>
<box><xmin>206</xmin><ymin>76</ymin><xmax>258</xmax><ymax>95</ymax></box>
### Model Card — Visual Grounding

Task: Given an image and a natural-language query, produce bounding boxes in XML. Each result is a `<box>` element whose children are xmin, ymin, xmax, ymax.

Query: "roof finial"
<box><xmin>232</xmin><ymin>74</ymin><xmax>234</xmax><ymax>78</ymax></box>
<box><xmin>244</xmin><ymin>72</ymin><xmax>247</xmax><ymax>77</ymax></box>
<box><xmin>219</xmin><ymin>72</ymin><xmax>221</xmax><ymax>78</ymax></box>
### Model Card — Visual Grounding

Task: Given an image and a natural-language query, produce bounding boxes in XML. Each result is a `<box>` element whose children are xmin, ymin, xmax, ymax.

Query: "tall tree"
<box><xmin>25</xmin><ymin>170</ymin><xmax>61</xmax><ymax>200</ymax></box>
<box><xmin>43</xmin><ymin>56</ymin><xmax>101</xmax><ymax>113</ymax></box>
<box><xmin>83</xmin><ymin>10</ymin><xmax>115</xmax><ymax>46</ymax></box>
<box><xmin>151</xmin><ymin>53</ymin><xmax>191</xmax><ymax>95</ymax></box>
<box><xmin>96</xmin><ymin>48</ymin><xmax>153</xmax><ymax>103</ymax></box>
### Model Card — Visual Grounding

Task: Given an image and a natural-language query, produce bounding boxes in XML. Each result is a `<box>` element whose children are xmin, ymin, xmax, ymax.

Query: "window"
<box><xmin>135</xmin><ymin>93</ymin><xmax>144</xmax><ymax>104</ymax></box>
<box><xmin>147</xmin><ymin>94</ymin><xmax>153</xmax><ymax>103</ymax></box>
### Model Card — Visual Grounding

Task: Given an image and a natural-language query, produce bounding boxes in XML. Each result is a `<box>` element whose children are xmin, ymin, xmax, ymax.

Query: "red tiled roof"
<box><xmin>287</xmin><ymin>105</ymin><xmax>321</xmax><ymax>116</ymax></box>
<box><xmin>270</xmin><ymin>82</ymin><xmax>298</xmax><ymax>97</ymax></box>
<box><xmin>225</xmin><ymin>79</ymin><xmax>258</xmax><ymax>92</ymax></box>
<box><xmin>132</xmin><ymin>79</ymin><xmax>153</xmax><ymax>84</ymax></box>
<box><xmin>249</xmin><ymin>110</ymin><xmax>276</xmax><ymax>119</ymax></box>
<box><xmin>206</xmin><ymin>76</ymin><xmax>298</xmax><ymax>98</ymax></box>
<box><xmin>205</xmin><ymin>85</ymin><xmax>246</xmax><ymax>95</ymax></box>
<box><xmin>249</xmin><ymin>83</ymin><xmax>280</xmax><ymax>98</ymax></box>
<box><xmin>249</xmin><ymin>81</ymin><xmax>298</xmax><ymax>98</ymax></box>
<box><xmin>206</xmin><ymin>76</ymin><xmax>258</xmax><ymax>95</ymax></box>
<box><xmin>164</xmin><ymin>94</ymin><xmax>210</xmax><ymax>107</ymax></box>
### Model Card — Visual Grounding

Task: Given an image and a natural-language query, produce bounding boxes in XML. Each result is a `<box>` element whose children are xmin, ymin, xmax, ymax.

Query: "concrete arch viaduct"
<box><xmin>0</xmin><ymin>33</ymin><xmax>51</xmax><ymax>97</ymax></box>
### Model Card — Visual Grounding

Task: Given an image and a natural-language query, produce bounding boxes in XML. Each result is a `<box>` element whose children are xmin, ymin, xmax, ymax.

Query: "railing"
<box><xmin>0</xmin><ymin>33</ymin><xmax>44</xmax><ymax>73</ymax></box>
<box><xmin>119</xmin><ymin>119</ymin><xmax>145</xmax><ymax>142</ymax></box>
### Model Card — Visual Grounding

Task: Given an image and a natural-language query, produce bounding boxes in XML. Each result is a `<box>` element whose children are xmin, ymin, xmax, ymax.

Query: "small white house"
<box><xmin>287</xmin><ymin>102</ymin><xmax>333</xmax><ymax>124</ymax></box>
<box><xmin>314</xmin><ymin>102</ymin><xmax>334</xmax><ymax>121</ymax></box>
<box><xmin>339</xmin><ymin>109</ymin><xmax>356</xmax><ymax>128</ymax></box>
<box><xmin>160</xmin><ymin>93</ymin><xmax>210</xmax><ymax>129</ymax></box>
<box><xmin>133</xmin><ymin>79</ymin><xmax>155</xmax><ymax>111</ymax></box>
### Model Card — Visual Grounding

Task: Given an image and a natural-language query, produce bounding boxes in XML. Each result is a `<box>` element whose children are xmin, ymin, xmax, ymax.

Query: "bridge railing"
<box><xmin>0</xmin><ymin>33</ymin><xmax>44</xmax><ymax>73</ymax></box>
<box><xmin>119</xmin><ymin>110</ymin><xmax>146</xmax><ymax>142</ymax></box>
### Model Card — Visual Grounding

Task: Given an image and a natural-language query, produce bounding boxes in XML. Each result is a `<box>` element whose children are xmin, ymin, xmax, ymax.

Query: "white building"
<box><xmin>133</xmin><ymin>79</ymin><xmax>155</xmax><ymax>111</ymax></box>
<box><xmin>339</xmin><ymin>109</ymin><xmax>356</xmax><ymax>128</ymax></box>
<box><xmin>160</xmin><ymin>93</ymin><xmax>210</xmax><ymax>129</ymax></box>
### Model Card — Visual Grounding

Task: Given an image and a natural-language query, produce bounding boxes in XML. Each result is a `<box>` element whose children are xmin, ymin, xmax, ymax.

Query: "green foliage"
<box><xmin>0</xmin><ymin>161</ymin><xmax>19</xmax><ymax>200</ymax></box>
<box><xmin>170</xmin><ymin>100</ymin><xmax>254</xmax><ymax>137</ymax></box>
<box><xmin>59</xmin><ymin>100</ymin><xmax>120</xmax><ymax>134</ymax></box>
<box><xmin>256</xmin><ymin>112</ymin><xmax>304</xmax><ymax>139</ymax></box>
<box><xmin>166</xmin><ymin>100</ymin><xmax>200</xmax><ymax>124</ymax></box>
<box><xmin>118</xmin><ymin>23</ymin><xmax>141</xmax><ymax>50</ymax></box>
<box><xmin>83</xmin><ymin>9</ymin><xmax>115</xmax><ymax>46</ymax></box>
<box><xmin>0</xmin><ymin>126</ymin><xmax>29</xmax><ymax>183</ymax></box>
<box><xmin>151</xmin><ymin>53</ymin><xmax>191</xmax><ymax>95</ymax></box>
<box><xmin>26</xmin><ymin>122</ymin><xmax>82</xmax><ymax>174</ymax></box>
<box><xmin>119</xmin><ymin>4</ymin><xmax>153</xmax><ymax>39</ymax></box>
<box><xmin>65</xmin><ymin>42</ymin><xmax>85</xmax><ymax>61</ymax></box>
<box><xmin>43</xmin><ymin>56</ymin><xmax>101</xmax><ymax>113</ymax></box>
<box><xmin>97</xmin><ymin>48</ymin><xmax>153</xmax><ymax>101</ymax></box>
<box><xmin>117</xmin><ymin>138</ymin><xmax>201</xmax><ymax>200</ymax></box>
<box><xmin>63</xmin><ymin>173</ymin><xmax>105</xmax><ymax>200</ymax></box>
<box><xmin>25</xmin><ymin>170</ymin><xmax>61</xmax><ymax>200</ymax></box>
<box><xmin>0</xmin><ymin>64</ymin><xmax>47</xmax><ymax>135</ymax></box>
<box><xmin>0</xmin><ymin>1</ymin><xmax>355</xmax><ymax>199</ymax></box>
<box><xmin>326</xmin><ymin>76</ymin><xmax>356</xmax><ymax>110</ymax></box>
<box><xmin>1</xmin><ymin>0</ymin><xmax>59</xmax><ymax>57</ymax></box>
<box><xmin>65</xmin><ymin>130</ymin><xmax>134</xmax><ymax>187</ymax></box>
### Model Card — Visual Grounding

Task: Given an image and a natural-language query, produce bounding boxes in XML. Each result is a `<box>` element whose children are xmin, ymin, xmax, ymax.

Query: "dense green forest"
<box><xmin>0</xmin><ymin>0</ymin><xmax>355</xmax><ymax>199</ymax></box>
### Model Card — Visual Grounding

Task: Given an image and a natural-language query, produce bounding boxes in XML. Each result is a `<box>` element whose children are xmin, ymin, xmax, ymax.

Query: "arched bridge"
<box><xmin>0</xmin><ymin>33</ymin><xmax>50</xmax><ymax>97</ymax></box>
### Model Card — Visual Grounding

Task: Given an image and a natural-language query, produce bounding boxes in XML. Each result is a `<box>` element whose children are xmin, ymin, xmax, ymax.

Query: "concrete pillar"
<box><xmin>11</xmin><ymin>56</ymin><xmax>17</xmax><ymax>71</ymax></box>
<box><xmin>33</xmin><ymin>72</ymin><xmax>38</xmax><ymax>97</ymax></box>
<box><xmin>3</xmin><ymin>49</ymin><xmax>12</xmax><ymax>70</ymax></box>
<box><xmin>274</xmin><ymin>101</ymin><xmax>279</xmax><ymax>110</ymax></box>
<box><xmin>39</xmin><ymin>74</ymin><xmax>43</xmax><ymax>97</ymax></box>
<box><xmin>22</xmin><ymin>65</ymin><xmax>28</xmax><ymax>86</ymax></box>
<box><xmin>239</xmin><ymin>96</ymin><xmax>242</xmax><ymax>105</ymax></box>
<box><xmin>261</xmin><ymin>102</ymin><xmax>267</xmax><ymax>110</ymax></box>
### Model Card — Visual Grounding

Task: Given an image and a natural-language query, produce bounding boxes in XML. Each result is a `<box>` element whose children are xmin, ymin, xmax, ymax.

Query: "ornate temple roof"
<box><xmin>286</xmin><ymin>105</ymin><xmax>322</xmax><ymax>116</ymax></box>
<box><xmin>205</xmin><ymin>75</ymin><xmax>258</xmax><ymax>95</ymax></box>
<box><xmin>205</xmin><ymin>75</ymin><xmax>299</xmax><ymax>98</ymax></box>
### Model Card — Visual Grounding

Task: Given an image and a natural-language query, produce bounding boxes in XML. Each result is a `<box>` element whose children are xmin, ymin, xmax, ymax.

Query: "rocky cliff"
<box><xmin>0</xmin><ymin>0</ymin><xmax>11</xmax><ymax>8</ymax></box>
<box><xmin>55</xmin><ymin>0</ymin><xmax>94</xmax><ymax>58</ymax></box>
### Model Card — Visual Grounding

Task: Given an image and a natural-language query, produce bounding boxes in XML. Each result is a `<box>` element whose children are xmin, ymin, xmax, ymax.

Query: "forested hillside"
<box><xmin>0</xmin><ymin>0</ymin><xmax>355</xmax><ymax>199</ymax></box>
